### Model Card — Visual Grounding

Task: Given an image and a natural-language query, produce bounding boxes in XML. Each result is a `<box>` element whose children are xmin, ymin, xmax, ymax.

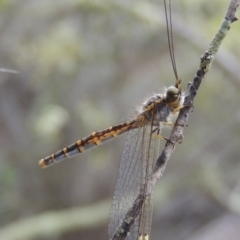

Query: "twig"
<box><xmin>111</xmin><ymin>1</ymin><xmax>240</xmax><ymax>239</ymax></box>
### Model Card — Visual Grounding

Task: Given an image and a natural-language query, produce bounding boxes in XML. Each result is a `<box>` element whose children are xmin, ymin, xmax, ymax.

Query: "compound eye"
<box><xmin>166</xmin><ymin>86</ymin><xmax>180</xmax><ymax>102</ymax></box>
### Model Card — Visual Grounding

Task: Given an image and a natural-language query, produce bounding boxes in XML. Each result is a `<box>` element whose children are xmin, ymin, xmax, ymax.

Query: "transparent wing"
<box><xmin>108</xmin><ymin>120</ymin><xmax>161</xmax><ymax>240</ymax></box>
<box><xmin>138</xmin><ymin>122</ymin><xmax>161</xmax><ymax>240</ymax></box>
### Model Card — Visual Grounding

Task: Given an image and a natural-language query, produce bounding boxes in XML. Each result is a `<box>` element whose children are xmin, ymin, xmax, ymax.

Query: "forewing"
<box><xmin>109</xmin><ymin>119</ymin><xmax>161</xmax><ymax>240</ymax></box>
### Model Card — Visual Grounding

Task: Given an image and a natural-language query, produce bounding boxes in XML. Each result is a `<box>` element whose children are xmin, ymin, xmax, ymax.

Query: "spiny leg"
<box><xmin>151</xmin><ymin>125</ymin><xmax>168</xmax><ymax>141</ymax></box>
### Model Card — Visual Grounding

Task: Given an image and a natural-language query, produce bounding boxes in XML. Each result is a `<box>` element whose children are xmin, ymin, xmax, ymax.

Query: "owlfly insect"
<box><xmin>39</xmin><ymin>0</ymin><xmax>185</xmax><ymax>239</ymax></box>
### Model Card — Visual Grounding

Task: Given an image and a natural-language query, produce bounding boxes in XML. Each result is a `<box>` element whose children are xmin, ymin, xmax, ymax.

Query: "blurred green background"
<box><xmin>0</xmin><ymin>0</ymin><xmax>240</xmax><ymax>239</ymax></box>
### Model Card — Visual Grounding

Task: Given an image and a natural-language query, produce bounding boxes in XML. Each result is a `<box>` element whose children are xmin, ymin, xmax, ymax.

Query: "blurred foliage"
<box><xmin>0</xmin><ymin>0</ymin><xmax>240</xmax><ymax>240</ymax></box>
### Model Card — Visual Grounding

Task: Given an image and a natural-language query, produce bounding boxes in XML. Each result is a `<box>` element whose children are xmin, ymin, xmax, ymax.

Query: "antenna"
<box><xmin>164</xmin><ymin>0</ymin><xmax>179</xmax><ymax>81</ymax></box>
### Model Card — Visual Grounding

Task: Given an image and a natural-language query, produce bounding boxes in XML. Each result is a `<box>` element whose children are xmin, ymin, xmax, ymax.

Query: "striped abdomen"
<box><xmin>39</xmin><ymin>119</ymin><xmax>142</xmax><ymax>168</ymax></box>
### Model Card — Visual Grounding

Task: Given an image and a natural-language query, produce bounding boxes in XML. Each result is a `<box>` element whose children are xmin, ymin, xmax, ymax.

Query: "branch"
<box><xmin>111</xmin><ymin>1</ymin><xmax>240</xmax><ymax>239</ymax></box>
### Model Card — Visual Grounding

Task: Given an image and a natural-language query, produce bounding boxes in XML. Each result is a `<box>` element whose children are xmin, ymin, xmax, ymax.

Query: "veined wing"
<box><xmin>109</xmin><ymin>114</ymin><xmax>161</xmax><ymax>240</ymax></box>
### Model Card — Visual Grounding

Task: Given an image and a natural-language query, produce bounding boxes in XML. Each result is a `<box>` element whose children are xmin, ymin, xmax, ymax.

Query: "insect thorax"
<box><xmin>141</xmin><ymin>93</ymin><xmax>171</xmax><ymax>126</ymax></box>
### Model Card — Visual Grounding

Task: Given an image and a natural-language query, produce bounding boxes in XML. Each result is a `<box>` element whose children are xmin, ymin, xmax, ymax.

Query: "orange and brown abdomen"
<box><xmin>39</xmin><ymin>119</ymin><xmax>142</xmax><ymax>168</ymax></box>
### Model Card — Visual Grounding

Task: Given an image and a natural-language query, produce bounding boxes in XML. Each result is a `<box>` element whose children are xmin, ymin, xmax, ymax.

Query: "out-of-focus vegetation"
<box><xmin>0</xmin><ymin>0</ymin><xmax>240</xmax><ymax>239</ymax></box>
